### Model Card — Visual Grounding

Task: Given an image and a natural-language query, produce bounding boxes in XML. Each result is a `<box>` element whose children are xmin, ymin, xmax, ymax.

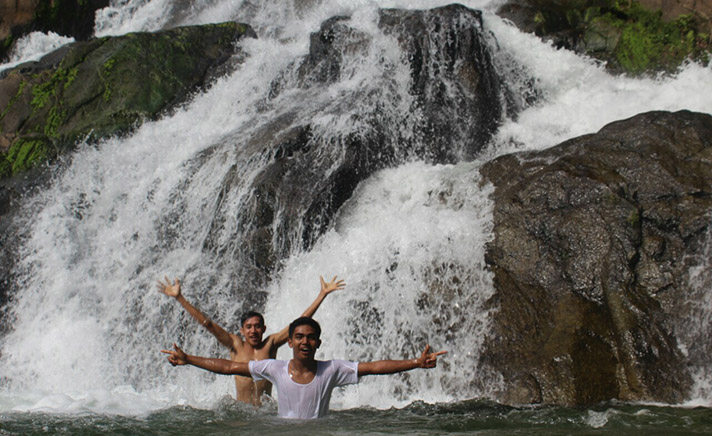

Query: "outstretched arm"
<box><xmin>357</xmin><ymin>345</ymin><xmax>447</xmax><ymax>376</ymax></box>
<box><xmin>271</xmin><ymin>275</ymin><xmax>346</xmax><ymax>346</ymax></box>
<box><xmin>157</xmin><ymin>277</ymin><xmax>240</xmax><ymax>351</ymax></box>
<box><xmin>161</xmin><ymin>344</ymin><xmax>251</xmax><ymax>376</ymax></box>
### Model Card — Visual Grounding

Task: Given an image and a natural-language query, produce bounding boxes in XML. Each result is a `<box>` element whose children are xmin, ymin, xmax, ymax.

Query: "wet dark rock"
<box><xmin>379</xmin><ymin>4</ymin><xmax>505</xmax><ymax>162</ymax></box>
<box><xmin>202</xmin><ymin>4</ymin><xmax>506</xmax><ymax>291</ymax></box>
<box><xmin>0</xmin><ymin>0</ymin><xmax>110</xmax><ymax>62</ymax></box>
<box><xmin>0</xmin><ymin>21</ymin><xmax>256</xmax><ymax>179</ymax></box>
<box><xmin>481</xmin><ymin>110</ymin><xmax>712</xmax><ymax>406</ymax></box>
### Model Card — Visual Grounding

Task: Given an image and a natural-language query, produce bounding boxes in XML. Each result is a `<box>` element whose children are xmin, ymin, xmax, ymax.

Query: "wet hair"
<box><xmin>289</xmin><ymin>317</ymin><xmax>321</xmax><ymax>339</ymax></box>
<box><xmin>241</xmin><ymin>311</ymin><xmax>265</xmax><ymax>327</ymax></box>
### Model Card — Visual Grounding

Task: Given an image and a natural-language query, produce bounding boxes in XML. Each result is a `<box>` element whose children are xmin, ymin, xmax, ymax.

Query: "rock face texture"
<box><xmin>481</xmin><ymin>110</ymin><xmax>712</xmax><ymax>406</ymax></box>
<box><xmin>0</xmin><ymin>22</ymin><xmax>255</xmax><ymax>178</ymax></box>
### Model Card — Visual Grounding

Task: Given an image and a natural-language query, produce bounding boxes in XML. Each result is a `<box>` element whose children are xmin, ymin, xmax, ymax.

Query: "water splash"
<box><xmin>0</xmin><ymin>32</ymin><xmax>74</xmax><ymax>73</ymax></box>
<box><xmin>678</xmin><ymin>216</ymin><xmax>712</xmax><ymax>406</ymax></box>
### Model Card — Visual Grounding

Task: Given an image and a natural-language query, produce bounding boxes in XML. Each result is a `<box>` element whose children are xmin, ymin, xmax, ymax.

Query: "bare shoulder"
<box><xmin>263</xmin><ymin>334</ymin><xmax>280</xmax><ymax>358</ymax></box>
<box><xmin>228</xmin><ymin>332</ymin><xmax>244</xmax><ymax>350</ymax></box>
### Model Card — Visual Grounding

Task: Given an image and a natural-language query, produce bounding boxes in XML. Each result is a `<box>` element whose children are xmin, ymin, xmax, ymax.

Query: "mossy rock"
<box><xmin>581</xmin><ymin>15</ymin><xmax>622</xmax><ymax>54</ymax></box>
<box><xmin>0</xmin><ymin>21</ymin><xmax>256</xmax><ymax>179</ymax></box>
<box><xmin>499</xmin><ymin>0</ymin><xmax>710</xmax><ymax>75</ymax></box>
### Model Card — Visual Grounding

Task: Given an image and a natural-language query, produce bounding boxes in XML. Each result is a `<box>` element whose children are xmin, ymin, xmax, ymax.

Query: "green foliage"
<box><xmin>612</xmin><ymin>5</ymin><xmax>705</xmax><ymax>74</ymax></box>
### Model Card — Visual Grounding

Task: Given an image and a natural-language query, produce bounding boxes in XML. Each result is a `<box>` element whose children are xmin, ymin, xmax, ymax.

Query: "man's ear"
<box><xmin>316</xmin><ymin>339</ymin><xmax>321</xmax><ymax>349</ymax></box>
<box><xmin>287</xmin><ymin>336</ymin><xmax>294</xmax><ymax>348</ymax></box>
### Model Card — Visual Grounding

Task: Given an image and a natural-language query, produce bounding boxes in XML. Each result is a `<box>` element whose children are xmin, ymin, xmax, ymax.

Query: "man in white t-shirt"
<box><xmin>162</xmin><ymin>316</ymin><xmax>446</xmax><ymax>419</ymax></box>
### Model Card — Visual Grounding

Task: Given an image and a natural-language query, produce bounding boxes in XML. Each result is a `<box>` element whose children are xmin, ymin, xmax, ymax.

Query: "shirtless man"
<box><xmin>157</xmin><ymin>276</ymin><xmax>345</xmax><ymax>405</ymax></box>
<box><xmin>162</xmin><ymin>316</ymin><xmax>447</xmax><ymax>419</ymax></box>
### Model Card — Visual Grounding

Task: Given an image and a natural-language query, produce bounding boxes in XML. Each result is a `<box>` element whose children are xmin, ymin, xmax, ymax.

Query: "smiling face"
<box><xmin>288</xmin><ymin>324</ymin><xmax>321</xmax><ymax>362</ymax></box>
<box><xmin>240</xmin><ymin>315</ymin><xmax>266</xmax><ymax>347</ymax></box>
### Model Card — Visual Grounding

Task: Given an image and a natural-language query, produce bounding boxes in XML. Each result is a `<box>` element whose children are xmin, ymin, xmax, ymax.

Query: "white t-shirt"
<box><xmin>249</xmin><ymin>359</ymin><xmax>359</xmax><ymax>419</ymax></box>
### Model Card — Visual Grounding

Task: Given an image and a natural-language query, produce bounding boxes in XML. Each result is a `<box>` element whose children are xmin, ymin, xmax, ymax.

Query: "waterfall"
<box><xmin>677</xmin><ymin>216</ymin><xmax>712</xmax><ymax>405</ymax></box>
<box><xmin>1</xmin><ymin>0</ymin><xmax>711</xmax><ymax>415</ymax></box>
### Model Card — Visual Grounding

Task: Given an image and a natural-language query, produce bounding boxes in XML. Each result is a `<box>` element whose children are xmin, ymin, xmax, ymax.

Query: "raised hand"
<box><xmin>161</xmin><ymin>343</ymin><xmax>188</xmax><ymax>366</ymax></box>
<box><xmin>417</xmin><ymin>345</ymin><xmax>447</xmax><ymax>369</ymax></box>
<box><xmin>157</xmin><ymin>276</ymin><xmax>181</xmax><ymax>298</ymax></box>
<box><xmin>320</xmin><ymin>275</ymin><xmax>346</xmax><ymax>295</ymax></box>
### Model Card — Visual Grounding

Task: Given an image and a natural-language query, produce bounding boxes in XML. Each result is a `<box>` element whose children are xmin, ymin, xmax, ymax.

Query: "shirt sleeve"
<box><xmin>249</xmin><ymin>359</ymin><xmax>274</xmax><ymax>382</ymax></box>
<box><xmin>331</xmin><ymin>360</ymin><xmax>359</xmax><ymax>386</ymax></box>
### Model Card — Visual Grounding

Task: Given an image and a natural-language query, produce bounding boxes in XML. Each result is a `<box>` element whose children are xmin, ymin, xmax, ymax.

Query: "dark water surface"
<box><xmin>2</xmin><ymin>400</ymin><xmax>711</xmax><ymax>435</ymax></box>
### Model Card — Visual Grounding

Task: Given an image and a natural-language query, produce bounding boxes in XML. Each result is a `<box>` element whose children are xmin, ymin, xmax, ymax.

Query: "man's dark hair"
<box><xmin>241</xmin><ymin>311</ymin><xmax>265</xmax><ymax>327</ymax></box>
<box><xmin>289</xmin><ymin>317</ymin><xmax>321</xmax><ymax>338</ymax></box>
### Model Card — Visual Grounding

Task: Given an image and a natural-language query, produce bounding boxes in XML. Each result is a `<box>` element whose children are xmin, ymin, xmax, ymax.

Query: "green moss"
<box><xmin>2</xmin><ymin>138</ymin><xmax>50</xmax><ymax>176</ymax></box>
<box><xmin>28</xmin><ymin>67</ymin><xmax>78</xmax><ymax>136</ymax></box>
<box><xmin>31</xmin><ymin>67</ymin><xmax>71</xmax><ymax>109</ymax></box>
<box><xmin>104</xmin><ymin>58</ymin><xmax>116</xmax><ymax>73</ymax></box>
<box><xmin>64</xmin><ymin>67</ymin><xmax>79</xmax><ymax>89</ymax></box>
<box><xmin>613</xmin><ymin>7</ymin><xmax>704</xmax><ymax>73</ymax></box>
<box><xmin>45</xmin><ymin>106</ymin><xmax>66</xmax><ymax>138</ymax></box>
<box><xmin>103</xmin><ymin>86</ymin><xmax>112</xmax><ymax>102</ymax></box>
<box><xmin>31</xmin><ymin>80</ymin><xmax>55</xmax><ymax>110</ymax></box>
<box><xmin>627</xmin><ymin>210</ymin><xmax>640</xmax><ymax>228</ymax></box>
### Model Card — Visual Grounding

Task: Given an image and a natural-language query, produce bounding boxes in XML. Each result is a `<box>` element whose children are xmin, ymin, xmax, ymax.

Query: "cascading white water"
<box><xmin>1</xmin><ymin>0</ymin><xmax>711</xmax><ymax>415</ymax></box>
<box><xmin>676</xmin><ymin>215</ymin><xmax>712</xmax><ymax>406</ymax></box>
<box><xmin>266</xmin><ymin>160</ymin><xmax>497</xmax><ymax>410</ymax></box>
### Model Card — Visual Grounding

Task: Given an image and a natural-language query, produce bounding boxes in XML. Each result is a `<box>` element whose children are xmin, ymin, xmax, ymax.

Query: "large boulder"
<box><xmin>0</xmin><ymin>21</ymin><xmax>256</xmax><ymax>179</ymax></box>
<box><xmin>481</xmin><ymin>110</ymin><xmax>712</xmax><ymax>406</ymax></box>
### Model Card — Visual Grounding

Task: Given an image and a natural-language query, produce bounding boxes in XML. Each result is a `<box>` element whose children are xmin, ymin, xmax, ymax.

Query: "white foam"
<box><xmin>0</xmin><ymin>32</ymin><xmax>74</xmax><ymax>73</ymax></box>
